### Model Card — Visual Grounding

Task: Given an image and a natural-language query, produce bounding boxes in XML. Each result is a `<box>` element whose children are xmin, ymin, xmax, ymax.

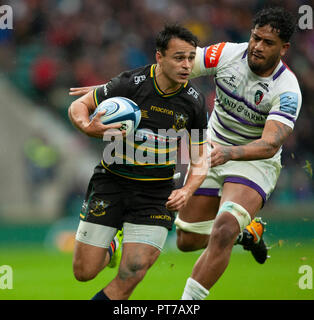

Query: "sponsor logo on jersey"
<box><xmin>150</xmin><ymin>105</ymin><xmax>174</xmax><ymax>115</ymax></box>
<box><xmin>222</xmin><ymin>74</ymin><xmax>237</xmax><ymax>89</ymax></box>
<box><xmin>103</xmin><ymin>83</ymin><xmax>109</xmax><ymax>96</ymax></box>
<box><xmin>173</xmin><ymin>112</ymin><xmax>189</xmax><ymax>131</ymax></box>
<box><xmin>254</xmin><ymin>90</ymin><xmax>264</xmax><ymax>105</ymax></box>
<box><xmin>134</xmin><ymin>75</ymin><xmax>146</xmax><ymax>85</ymax></box>
<box><xmin>205</xmin><ymin>42</ymin><xmax>226</xmax><ymax>68</ymax></box>
<box><xmin>257</xmin><ymin>82</ymin><xmax>269</xmax><ymax>92</ymax></box>
<box><xmin>279</xmin><ymin>92</ymin><xmax>298</xmax><ymax>115</ymax></box>
<box><xmin>217</xmin><ymin>92</ymin><xmax>267</xmax><ymax>123</ymax></box>
<box><xmin>150</xmin><ymin>214</ymin><xmax>171</xmax><ymax>221</ymax></box>
<box><xmin>187</xmin><ymin>87</ymin><xmax>199</xmax><ymax>99</ymax></box>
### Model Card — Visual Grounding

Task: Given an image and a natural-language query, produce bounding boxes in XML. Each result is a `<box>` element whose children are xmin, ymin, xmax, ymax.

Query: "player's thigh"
<box><xmin>73</xmin><ymin>220</ymin><xmax>118</xmax><ymax>275</ymax></box>
<box><xmin>221</xmin><ymin>182</ymin><xmax>263</xmax><ymax>219</ymax></box>
<box><xmin>178</xmin><ymin>195</ymin><xmax>220</xmax><ymax>222</ymax></box>
<box><xmin>73</xmin><ymin>168</ymin><xmax>125</xmax><ymax>273</ymax></box>
<box><xmin>73</xmin><ymin>240</ymin><xmax>108</xmax><ymax>272</ymax></box>
<box><xmin>219</xmin><ymin>157</ymin><xmax>281</xmax><ymax>218</ymax></box>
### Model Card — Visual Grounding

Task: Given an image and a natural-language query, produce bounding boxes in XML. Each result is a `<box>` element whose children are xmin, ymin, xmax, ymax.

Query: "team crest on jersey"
<box><xmin>173</xmin><ymin>112</ymin><xmax>188</xmax><ymax>131</ymax></box>
<box><xmin>254</xmin><ymin>90</ymin><xmax>264</xmax><ymax>105</ymax></box>
<box><xmin>89</xmin><ymin>198</ymin><xmax>110</xmax><ymax>217</ymax></box>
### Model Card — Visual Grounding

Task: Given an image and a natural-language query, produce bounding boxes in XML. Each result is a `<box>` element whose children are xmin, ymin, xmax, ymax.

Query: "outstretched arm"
<box><xmin>69</xmin><ymin>85</ymin><xmax>99</xmax><ymax>96</ymax></box>
<box><xmin>209</xmin><ymin>120</ymin><xmax>292</xmax><ymax>167</ymax></box>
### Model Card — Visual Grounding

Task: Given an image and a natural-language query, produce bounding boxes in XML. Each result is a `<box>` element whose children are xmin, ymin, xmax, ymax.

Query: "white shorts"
<box><xmin>195</xmin><ymin>157</ymin><xmax>282</xmax><ymax>204</ymax></box>
<box><xmin>75</xmin><ymin>221</ymin><xmax>168</xmax><ymax>251</ymax></box>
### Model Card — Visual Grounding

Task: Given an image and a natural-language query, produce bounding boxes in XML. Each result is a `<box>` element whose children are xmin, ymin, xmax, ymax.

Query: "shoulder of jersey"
<box><xmin>273</xmin><ymin>63</ymin><xmax>301</xmax><ymax>95</ymax></box>
<box><xmin>185</xmin><ymin>82</ymin><xmax>204</xmax><ymax>103</ymax></box>
<box><xmin>224</xmin><ymin>42</ymin><xmax>249</xmax><ymax>60</ymax></box>
<box><xmin>203</xmin><ymin>42</ymin><xmax>248</xmax><ymax>69</ymax></box>
<box><xmin>278</xmin><ymin>63</ymin><xmax>299</xmax><ymax>83</ymax></box>
<box><xmin>126</xmin><ymin>64</ymin><xmax>151</xmax><ymax>86</ymax></box>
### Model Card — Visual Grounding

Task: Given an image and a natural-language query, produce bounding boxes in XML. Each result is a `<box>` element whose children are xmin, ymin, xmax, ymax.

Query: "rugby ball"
<box><xmin>90</xmin><ymin>97</ymin><xmax>141</xmax><ymax>136</ymax></box>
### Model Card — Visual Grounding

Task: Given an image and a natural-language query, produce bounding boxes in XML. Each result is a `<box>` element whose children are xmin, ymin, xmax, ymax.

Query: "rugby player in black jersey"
<box><xmin>68</xmin><ymin>24</ymin><xmax>209</xmax><ymax>300</ymax></box>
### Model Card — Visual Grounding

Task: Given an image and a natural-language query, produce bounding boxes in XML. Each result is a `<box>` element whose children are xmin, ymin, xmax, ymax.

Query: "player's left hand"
<box><xmin>209</xmin><ymin>141</ymin><xmax>232</xmax><ymax>167</ymax></box>
<box><xmin>166</xmin><ymin>188</ymin><xmax>192</xmax><ymax>211</ymax></box>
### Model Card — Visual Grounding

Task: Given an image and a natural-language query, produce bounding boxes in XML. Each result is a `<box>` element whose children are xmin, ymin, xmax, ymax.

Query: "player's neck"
<box><xmin>252</xmin><ymin>58</ymin><xmax>281</xmax><ymax>78</ymax></box>
<box><xmin>155</xmin><ymin>64</ymin><xmax>183</xmax><ymax>93</ymax></box>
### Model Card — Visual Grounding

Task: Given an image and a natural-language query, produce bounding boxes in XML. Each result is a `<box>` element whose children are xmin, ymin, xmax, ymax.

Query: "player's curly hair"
<box><xmin>156</xmin><ymin>23</ymin><xmax>199</xmax><ymax>55</ymax></box>
<box><xmin>253</xmin><ymin>7</ymin><xmax>297</xmax><ymax>42</ymax></box>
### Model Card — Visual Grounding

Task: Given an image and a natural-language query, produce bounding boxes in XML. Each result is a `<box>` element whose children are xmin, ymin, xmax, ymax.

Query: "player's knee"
<box><xmin>119</xmin><ymin>260</ymin><xmax>148</xmax><ymax>282</ymax></box>
<box><xmin>210</xmin><ymin>216</ymin><xmax>239</xmax><ymax>249</ymax></box>
<box><xmin>117</xmin><ymin>255</ymin><xmax>154</xmax><ymax>292</ymax></box>
<box><xmin>73</xmin><ymin>261</ymin><xmax>98</xmax><ymax>282</ymax></box>
<box><xmin>210</xmin><ymin>201</ymin><xmax>252</xmax><ymax>249</ymax></box>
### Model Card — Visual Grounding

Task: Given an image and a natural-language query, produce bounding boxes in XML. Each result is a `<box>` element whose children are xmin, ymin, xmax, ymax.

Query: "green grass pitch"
<box><xmin>0</xmin><ymin>241</ymin><xmax>313</xmax><ymax>300</ymax></box>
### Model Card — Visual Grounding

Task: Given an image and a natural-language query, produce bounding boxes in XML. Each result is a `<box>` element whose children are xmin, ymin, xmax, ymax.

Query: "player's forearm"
<box><xmin>68</xmin><ymin>101</ymin><xmax>91</xmax><ymax>133</ymax></box>
<box><xmin>230</xmin><ymin>121</ymin><xmax>293</xmax><ymax>161</ymax></box>
<box><xmin>210</xmin><ymin>121</ymin><xmax>292</xmax><ymax>166</ymax></box>
<box><xmin>182</xmin><ymin>172</ymin><xmax>206</xmax><ymax>198</ymax></box>
<box><xmin>182</xmin><ymin>155</ymin><xmax>209</xmax><ymax>196</ymax></box>
<box><xmin>209</xmin><ymin>138</ymin><xmax>281</xmax><ymax>167</ymax></box>
<box><xmin>229</xmin><ymin>139</ymin><xmax>280</xmax><ymax>161</ymax></box>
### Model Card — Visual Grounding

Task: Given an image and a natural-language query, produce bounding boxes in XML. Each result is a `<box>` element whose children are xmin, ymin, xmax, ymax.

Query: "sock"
<box><xmin>181</xmin><ymin>277</ymin><xmax>209</xmax><ymax>300</ymax></box>
<box><xmin>91</xmin><ymin>289</ymin><xmax>110</xmax><ymax>300</ymax></box>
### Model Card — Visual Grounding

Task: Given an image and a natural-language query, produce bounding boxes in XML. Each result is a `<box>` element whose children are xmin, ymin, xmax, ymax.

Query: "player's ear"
<box><xmin>156</xmin><ymin>50</ymin><xmax>163</xmax><ymax>63</ymax></box>
<box><xmin>280</xmin><ymin>42</ymin><xmax>290</xmax><ymax>58</ymax></box>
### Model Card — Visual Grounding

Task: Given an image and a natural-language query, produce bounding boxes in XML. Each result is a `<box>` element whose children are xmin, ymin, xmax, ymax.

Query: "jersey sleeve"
<box><xmin>190</xmin><ymin>42</ymin><xmax>249</xmax><ymax>79</ymax></box>
<box><xmin>190</xmin><ymin>42</ymin><xmax>227</xmax><ymax>78</ymax></box>
<box><xmin>267</xmin><ymin>86</ymin><xmax>302</xmax><ymax>130</ymax></box>
<box><xmin>93</xmin><ymin>71</ymin><xmax>130</xmax><ymax>107</ymax></box>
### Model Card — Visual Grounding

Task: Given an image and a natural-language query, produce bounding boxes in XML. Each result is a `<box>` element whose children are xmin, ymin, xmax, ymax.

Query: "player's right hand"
<box><xmin>209</xmin><ymin>141</ymin><xmax>232</xmax><ymax>167</ymax></box>
<box><xmin>69</xmin><ymin>86</ymin><xmax>98</xmax><ymax>96</ymax></box>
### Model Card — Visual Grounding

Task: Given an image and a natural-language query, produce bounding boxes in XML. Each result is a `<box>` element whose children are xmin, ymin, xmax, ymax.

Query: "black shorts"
<box><xmin>79</xmin><ymin>165</ymin><xmax>175</xmax><ymax>230</ymax></box>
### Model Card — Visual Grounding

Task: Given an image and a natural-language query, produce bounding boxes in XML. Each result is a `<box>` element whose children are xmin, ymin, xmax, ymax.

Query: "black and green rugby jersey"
<box><xmin>93</xmin><ymin>64</ymin><xmax>208</xmax><ymax>181</ymax></box>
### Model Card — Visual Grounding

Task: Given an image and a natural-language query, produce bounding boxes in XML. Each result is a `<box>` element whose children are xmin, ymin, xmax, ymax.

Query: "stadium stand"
<box><xmin>0</xmin><ymin>0</ymin><xmax>313</xmax><ymax>223</ymax></box>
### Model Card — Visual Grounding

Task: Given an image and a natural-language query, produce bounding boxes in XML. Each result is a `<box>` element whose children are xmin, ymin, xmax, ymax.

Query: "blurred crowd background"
<box><xmin>0</xmin><ymin>0</ymin><xmax>313</xmax><ymax>233</ymax></box>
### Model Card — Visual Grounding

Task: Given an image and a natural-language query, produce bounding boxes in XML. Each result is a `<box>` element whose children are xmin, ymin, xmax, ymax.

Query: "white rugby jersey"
<box><xmin>191</xmin><ymin>42</ymin><xmax>302</xmax><ymax>155</ymax></box>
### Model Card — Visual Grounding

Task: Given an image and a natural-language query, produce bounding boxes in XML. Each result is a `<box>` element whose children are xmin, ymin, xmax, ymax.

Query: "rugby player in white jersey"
<box><xmin>178</xmin><ymin>7</ymin><xmax>302</xmax><ymax>300</ymax></box>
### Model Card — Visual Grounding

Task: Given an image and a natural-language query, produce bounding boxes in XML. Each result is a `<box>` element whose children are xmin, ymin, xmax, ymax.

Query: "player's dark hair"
<box><xmin>156</xmin><ymin>23</ymin><xmax>199</xmax><ymax>55</ymax></box>
<box><xmin>253</xmin><ymin>7</ymin><xmax>296</xmax><ymax>42</ymax></box>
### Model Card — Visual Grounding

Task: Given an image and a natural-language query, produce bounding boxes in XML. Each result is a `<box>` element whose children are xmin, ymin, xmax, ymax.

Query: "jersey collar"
<box><xmin>150</xmin><ymin>64</ymin><xmax>188</xmax><ymax>98</ymax></box>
